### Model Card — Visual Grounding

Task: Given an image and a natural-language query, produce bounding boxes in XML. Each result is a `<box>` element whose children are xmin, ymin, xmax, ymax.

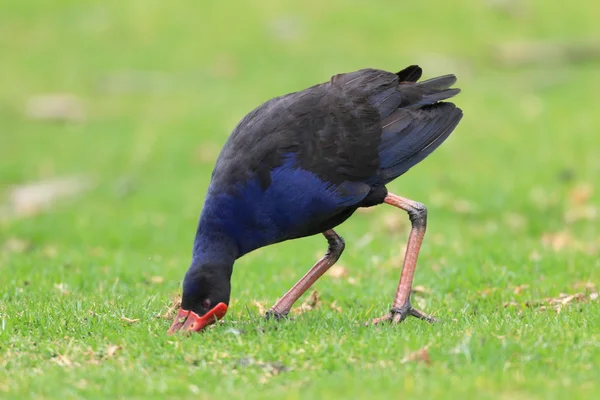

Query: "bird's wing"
<box><xmin>213</xmin><ymin>66</ymin><xmax>461</xmax><ymax>192</ymax></box>
<box><xmin>329</xmin><ymin>66</ymin><xmax>462</xmax><ymax>185</ymax></box>
<box><xmin>377</xmin><ymin>102</ymin><xmax>462</xmax><ymax>183</ymax></box>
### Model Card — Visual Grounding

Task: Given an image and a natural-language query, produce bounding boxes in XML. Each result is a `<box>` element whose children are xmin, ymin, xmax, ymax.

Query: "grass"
<box><xmin>1</xmin><ymin>0</ymin><xmax>599</xmax><ymax>398</ymax></box>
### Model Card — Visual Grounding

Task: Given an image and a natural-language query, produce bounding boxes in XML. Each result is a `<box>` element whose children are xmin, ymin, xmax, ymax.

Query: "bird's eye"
<box><xmin>203</xmin><ymin>299</ymin><xmax>212</xmax><ymax>309</ymax></box>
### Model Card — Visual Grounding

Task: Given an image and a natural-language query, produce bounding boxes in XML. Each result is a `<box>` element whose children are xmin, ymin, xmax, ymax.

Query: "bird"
<box><xmin>168</xmin><ymin>65</ymin><xmax>462</xmax><ymax>334</ymax></box>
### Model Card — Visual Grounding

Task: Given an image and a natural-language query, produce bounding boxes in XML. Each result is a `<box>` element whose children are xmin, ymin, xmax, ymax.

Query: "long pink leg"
<box><xmin>267</xmin><ymin>229</ymin><xmax>344</xmax><ymax>319</ymax></box>
<box><xmin>371</xmin><ymin>193</ymin><xmax>437</xmax><ymax>324</ymax></box>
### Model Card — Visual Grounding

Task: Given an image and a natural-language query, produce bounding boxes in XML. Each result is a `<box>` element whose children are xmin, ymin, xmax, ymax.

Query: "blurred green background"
<box><xmin>1</xmin><ymin>1</ymin><xmax>599</xmax><ymax>399</ymax></box>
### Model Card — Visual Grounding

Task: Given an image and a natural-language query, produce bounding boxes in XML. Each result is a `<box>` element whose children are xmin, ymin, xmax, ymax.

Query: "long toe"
<box><xmin>368</xmin><ymin>313</ymin><xmax>393</xmax><ymax>325</ymax></box>
<box><xmin>408</xmin><ymin>307</ymin><xmax>438</xmax><ymax>323</ymax></box>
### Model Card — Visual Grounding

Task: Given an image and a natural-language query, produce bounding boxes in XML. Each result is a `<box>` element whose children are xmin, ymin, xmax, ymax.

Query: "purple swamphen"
<box><xmin>169</xmin><ymin>65</ymin><xmax>462</xmax><ymax>333</ymax></box>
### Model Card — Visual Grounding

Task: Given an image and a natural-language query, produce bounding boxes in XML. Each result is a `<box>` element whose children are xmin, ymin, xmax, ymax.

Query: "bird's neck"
<box><xmin>191</xmin><ymin>230</ymin><xmax>238</xmax><ymax>267</ymax></box>
<box><xmin>189</xmin><ymin>208</ymin><xmax>239</xmax><ymax>277</ymax></box>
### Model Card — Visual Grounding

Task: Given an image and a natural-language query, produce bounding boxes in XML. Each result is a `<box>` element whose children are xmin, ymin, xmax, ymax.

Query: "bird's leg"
<box><xmin>266</xmin><ymin>229</ymin><xmax>345</xmax><ymax>320</ymax></box>
<box><xmin>370</xmin><ymin>193</ymin><xmax>438</xmax><ymax>325</ymax></box>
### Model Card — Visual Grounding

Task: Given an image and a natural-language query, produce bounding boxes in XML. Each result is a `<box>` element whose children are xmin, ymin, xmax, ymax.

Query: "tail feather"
<box><xmin>416</xmin><ymin>74</ymin><xmax>457</xmax><ymax>91</ymax></box>
<box><xmin>367</xmin><ymin>68</ymin><xmax>461</xmax><ymax>118</ymax></box>
<box><xmin>381</xmin><ymin>108</ymin><xmax>461</xmax><ymax>182</ymax></box>
<box><xmin>337</xmin><ymin>65</ymin><xmax>463</xmax><ymax>184</ymax></box>
<box><xmin>378</xmin><ymin>102</ymin><xmax>463</xmax><ymax>183</ymax></box>
<box><xmin>396</xmin><ymin>65</ymin><xmax>422</xmax><ymax>82</ymax></box>
<box><xmin>415</xmin><ymin>74</ymin><xmax>460</xmax><ymax>105</ymax></box>
<box><xmin>420</xmin><ymin>87</ymin><xmax>461</xmax><ymax>104</ymax></box>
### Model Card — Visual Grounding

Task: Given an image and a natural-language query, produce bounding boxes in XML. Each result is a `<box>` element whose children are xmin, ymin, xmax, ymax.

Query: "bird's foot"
<box><xmin>265</xmin><ymin>309</ymin><xmax>290</xmax><ymax>321</ymax></box>
<box><xmin>368</xmin><ymin>301</ymin><xmax>438</xmax><ymax>325</ymax></box>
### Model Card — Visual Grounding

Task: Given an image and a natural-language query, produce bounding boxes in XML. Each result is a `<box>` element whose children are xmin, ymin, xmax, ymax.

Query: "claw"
<box><xmin>367</xmin><ymin>302</ymin><xmax>438</xmax><ymax>325</ymax></box>
<box><xmin>265</xmin><ymin>310</ymin><xmax>291</xmax><ymax>321</ymax></box>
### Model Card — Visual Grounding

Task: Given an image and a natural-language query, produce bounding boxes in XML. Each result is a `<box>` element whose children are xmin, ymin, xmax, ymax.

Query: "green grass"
<box><xmin>1</xmin><ymin>0</ymin><xmax>600</xmax><ymax>398</ymax></box>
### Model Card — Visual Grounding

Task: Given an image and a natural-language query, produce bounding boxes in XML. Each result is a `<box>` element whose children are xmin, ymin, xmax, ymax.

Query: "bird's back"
<box><xmin>211</xmin><ymin>76</ymin><xmax>381</xmax><ymax>190</ymax></box>
<box><xmin>200</xmin><ymin>66</ymin><xmax>462</xmax><ymax>256</ymax></box>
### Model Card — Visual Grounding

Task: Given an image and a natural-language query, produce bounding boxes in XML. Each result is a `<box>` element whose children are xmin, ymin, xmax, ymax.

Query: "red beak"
<box><xmin>167</xmin><ymin>302</ymin><xmax>228</xmax><ymax>334</ymax></box>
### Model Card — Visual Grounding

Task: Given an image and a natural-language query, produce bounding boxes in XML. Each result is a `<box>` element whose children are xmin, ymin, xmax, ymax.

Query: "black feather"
<box><xmin>207</xmin><ymin>65</ymin><xmax>462</xmax><ymax>245</ymax></box>
<box><xmin>379</xmin><ymin>103</ymin><xmax>463</xmax><ymax>182</ymax></box>
<box><xmin>396</xmin><ymin>65</ymin><xmax>422</xmax><ymax>82</ymax></box>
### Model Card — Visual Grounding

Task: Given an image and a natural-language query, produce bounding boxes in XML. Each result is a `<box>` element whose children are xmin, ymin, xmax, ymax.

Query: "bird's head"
<box><xmin>168</xmin><ymin>261</ymin><xmax>232</xmax><ymax>334</ymax></box>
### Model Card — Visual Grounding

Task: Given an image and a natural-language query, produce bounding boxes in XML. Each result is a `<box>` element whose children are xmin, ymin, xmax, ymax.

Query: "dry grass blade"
<box><xmin>54</xmin><ymin>283</ymin><xmax>70</xmax><ymax>296</ymax></box>
<box><xmin>51</xmin><ymin>354</ymin><xmax>78</xmax><ymax>368</ymax></box>
<box><xmin>106</xmin><ymin>345</ymin><xmax>120</xmax><ymax>358</ymax></box>
<box><xmin>329</xmin><ymin>301</ymin><xmax>342</xmax><ymax>313</ymax></box>
<box><xmin>485</xmin><ymin>0</ymin><xmax>529</xmax><ymax>19</ymax></box>
<box><xmin>3</xmin><ymin>238</ymin><xmax>31</xmax><ymax>253</ymax></box>
<box><xmin>547</xmin><ymin>293</ymin><xmax>587</xmax><ymax>306</ymax></box>
<box><xmin>160</xmin><ymin>295</ymin><xmax>182</xmax><ymax>319</ymax></box>
<box><xmin>564</xmin><ymin>183</ymin><xmax>597</xmax><ymax>223</ymax></box>
<box><xmin>292</xmin><ymin>290</ymin><xmax>320</xmax><ymax>315</ymax></box>
<box><xmin>4</xmin><ymin>175</ymin><xmax>94</xmax><ymax>219</ymax></box>
<box><xmin>540</xmin><ymin>231</ymin><xmax>575</xmax><ymax>252</ymax></box>
<box><xmin>494</xmin><ymin>40</ymin><xmax>600</xmax><ymax>67</ymax></box>
<box><xmin>253</xmin><ymin>301</ymin><xmax>266</xmax><ymax>315</ymax></box>
<box><xmin>505</xmin><ymin>291</ymin><xmax>598</xmax><ymax>312</ymax></box>
<box><xmin>568</xmin><ymin>183</ymin><xmax>593</xmax><ymax>205</ymax></box>
<box><xmin>412</xmin><ymin>285</ymin><xmax>432</xmax><ymax>296</ymax></box>
<box><xmin>326</xmin><ymin>265</ymin><xmax>349</xmax><ymax>279</ymax></box>
<box><xmin>26</xmin><ymin>93</ymin><xmax>86</xmax><ymax>122</ymax></box>
<box><xmin>400</xmin><ymin>346</ymin><xmax>431</xmax><ymax>366</ymax></box>
<box><xmin>571</xmin><ymin>281</ymin><xmax>596</xmax><ymax>293</ymax></box>
<box><xmin>512</xmin><ymin>284</ymin><xmax>529</xmax><ymax>295</ymax></box>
